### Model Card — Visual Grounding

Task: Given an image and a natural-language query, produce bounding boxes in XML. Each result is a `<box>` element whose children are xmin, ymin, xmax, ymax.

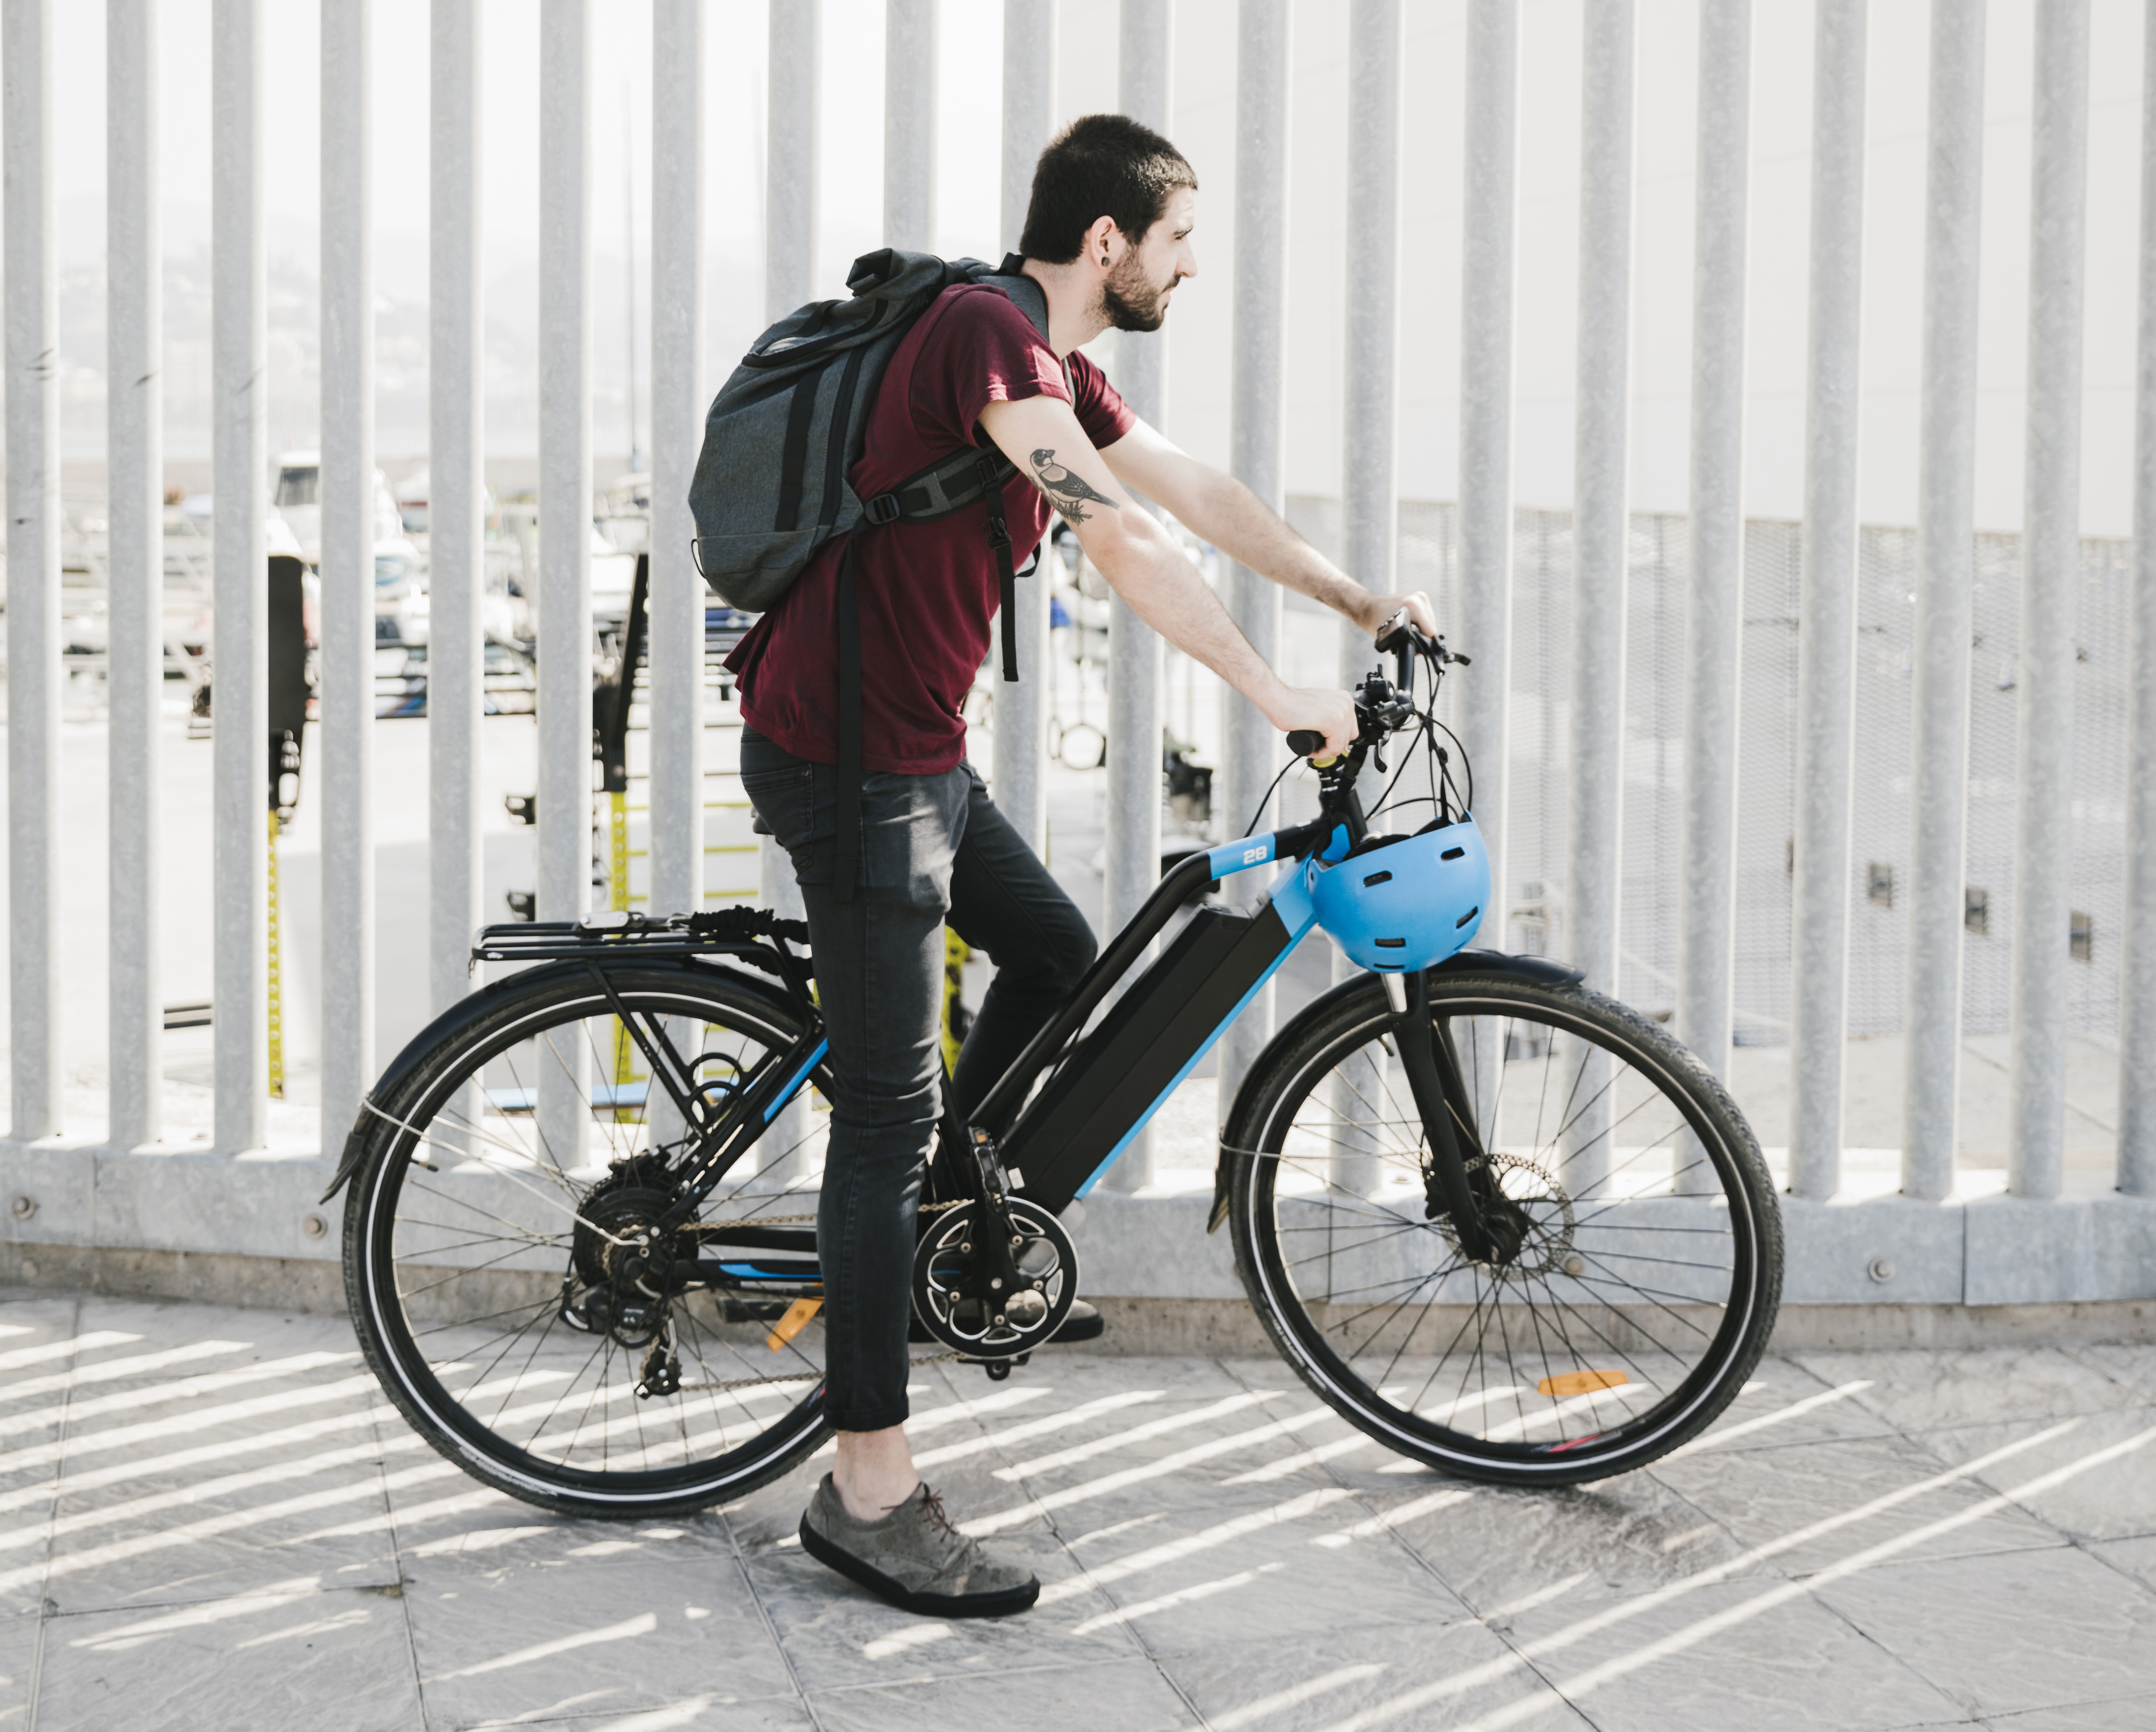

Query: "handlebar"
<box><xmin>1286</xmin><ymin>612</ymin><xmax>1468</xmax><ymax>764</ymax></box>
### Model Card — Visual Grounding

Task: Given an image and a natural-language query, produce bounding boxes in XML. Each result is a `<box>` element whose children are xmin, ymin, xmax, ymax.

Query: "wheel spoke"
<box><xmin>352</xmin><ymin>978</ymin><xmax>832</xmax><ymax>1509</ymax></box>
<box><xmin>1238</xmin><ymin>979</ymin><xmax>1776</xmax><ymax>1476</ymax></box>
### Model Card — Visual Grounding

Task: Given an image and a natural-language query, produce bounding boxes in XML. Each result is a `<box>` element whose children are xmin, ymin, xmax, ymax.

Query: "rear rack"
<box><xmin>470</xmin><ymin>907</ymin><xmax>809</xmax><ymax>968</ymax></box>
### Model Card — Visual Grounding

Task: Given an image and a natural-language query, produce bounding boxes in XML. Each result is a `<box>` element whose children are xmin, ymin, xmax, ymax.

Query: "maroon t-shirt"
<box><xmin>725</xmin><ymin>283</ymin><xmax>1136</xmax><ymax>774</ymax></box>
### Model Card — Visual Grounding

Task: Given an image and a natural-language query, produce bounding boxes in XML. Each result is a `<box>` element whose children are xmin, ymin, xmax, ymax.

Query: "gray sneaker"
<box><xmin>798</xmin><ymin>1475</ymin><xmax>1040</xmax><ymax>1617</ymax></box>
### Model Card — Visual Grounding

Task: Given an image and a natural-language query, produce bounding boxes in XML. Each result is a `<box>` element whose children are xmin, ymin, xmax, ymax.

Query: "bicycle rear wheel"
<box><xmin>1224</xmin><ymin>967</ymin><xmax>1781</xmax><ymax>1486</ymax></box>
<box><xmin>341</xmin><ymin>963</ymin><xmax>836</xmax><ymax>1517</ymax></box>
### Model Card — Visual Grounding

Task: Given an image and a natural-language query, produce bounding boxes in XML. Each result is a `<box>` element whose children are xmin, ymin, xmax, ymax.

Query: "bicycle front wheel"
<box><xmin>1224</xmin><ymin>967</ymin><xmax>1782</xmax><ymax>1486</ymax></box>
<box><xmin>341</xmin><ymin>964</ymin><xmax>835</xmax><ymax>1518</ymax></box>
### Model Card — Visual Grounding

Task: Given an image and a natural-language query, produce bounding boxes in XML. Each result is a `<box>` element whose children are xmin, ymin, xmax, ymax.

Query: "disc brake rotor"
<box><xmin>1434</xmin><ymin>1151</ymin><xmax>1577</xmax><ymax>1282</ymax></box>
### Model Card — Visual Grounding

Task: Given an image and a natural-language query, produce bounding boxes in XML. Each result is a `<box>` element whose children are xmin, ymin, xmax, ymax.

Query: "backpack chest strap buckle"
<box><xmin>863</xmin><ymin>492</ymin><xmax>902</xmax><ymax>526</ymax></box>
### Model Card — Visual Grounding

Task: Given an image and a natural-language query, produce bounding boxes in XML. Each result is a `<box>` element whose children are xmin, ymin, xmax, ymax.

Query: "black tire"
<box><xmin>341</xmin><ymin>963</ymin><xmax>836</xmax><ymax>1517</ymax></box>
<box><xmin>1225</xmin><ymin>968</ymin><xmax>1782</xmax><ymax>1486</ymax></box>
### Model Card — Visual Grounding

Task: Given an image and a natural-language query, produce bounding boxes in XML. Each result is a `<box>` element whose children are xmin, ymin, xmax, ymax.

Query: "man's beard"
<box><xmin>1100</xmin><ymin>254</ymin><xmax>1175</xmax><ymax>333</ymax></box>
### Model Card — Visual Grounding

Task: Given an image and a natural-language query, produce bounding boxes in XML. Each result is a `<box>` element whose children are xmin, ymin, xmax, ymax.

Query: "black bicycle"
<box><xmin>327</xmin><ymin>621</ymin><xmax>1782</xmax><ymax>1516</ymax></box>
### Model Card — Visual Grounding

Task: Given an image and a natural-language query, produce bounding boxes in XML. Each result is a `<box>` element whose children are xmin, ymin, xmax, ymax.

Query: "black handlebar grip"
<box><xmin>1286</xmin><ymin>729</ymin><xmax>1326</xmax><ymax>756</ymax></box>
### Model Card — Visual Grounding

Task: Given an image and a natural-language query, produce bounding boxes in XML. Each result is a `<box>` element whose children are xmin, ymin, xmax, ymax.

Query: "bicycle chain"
<box><xmin>665</xmin><ymin>1351</ymin><xmax>962</xmax><ymax>1397</ymax></box>
<box><xmin>652</xmin><ymin>1198</ymin><xmax>974</xmax><ymax>1396</ymax></box>
<box><xmin>691</xmin><ymin>1197</ymin><xmax>968</xmax><ymax>1230</ymax></box>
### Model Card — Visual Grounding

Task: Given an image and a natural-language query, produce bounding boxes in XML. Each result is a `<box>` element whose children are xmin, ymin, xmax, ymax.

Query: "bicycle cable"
<box><xmin>1239</xmin><ymin>755</ymin><xmax>1300</xmax><ymax>840</ymax></box>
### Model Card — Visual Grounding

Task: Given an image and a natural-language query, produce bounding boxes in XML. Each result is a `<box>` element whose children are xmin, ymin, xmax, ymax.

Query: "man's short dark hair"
<box><xmin>1018</xmin><ymin>114</ymin><xmax>1197</xmax><ymax>265</ymax></box>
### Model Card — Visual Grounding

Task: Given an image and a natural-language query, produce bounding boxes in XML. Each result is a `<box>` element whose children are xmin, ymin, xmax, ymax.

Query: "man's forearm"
<box><xmin>1173</xmin><ymin>466</ymin><xmax>1378</xmax><ymax>627</ymax></box>
<box><xmin>1089</xmin><ymin>519</ymin><xmax>1289</xmax><ymax>720</ymax></box>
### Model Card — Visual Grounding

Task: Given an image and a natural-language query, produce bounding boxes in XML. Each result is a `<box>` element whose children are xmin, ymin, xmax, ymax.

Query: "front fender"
<box><xmin>319</xmin><ymin>957</ymin><xmax>805</xmax><ymax>1203</ymax></box>
<box><xmin>1206</xmin><ymin>949</ymin><xmax>1584</xmax><ymax>1232</ymax></box>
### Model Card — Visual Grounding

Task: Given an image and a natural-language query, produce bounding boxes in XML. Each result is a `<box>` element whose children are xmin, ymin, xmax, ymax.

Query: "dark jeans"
<box><xmin>738</xmin><ymin>728</ymin><xmax>1097</xmax><ymax>1431</ymax></box>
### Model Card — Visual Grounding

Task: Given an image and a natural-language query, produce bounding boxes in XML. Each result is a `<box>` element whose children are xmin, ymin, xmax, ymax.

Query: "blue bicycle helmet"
<box><xmin>1309</xmin><ymin>814</ymin><xmax>1491</xmax><ymax>971</ymax></box>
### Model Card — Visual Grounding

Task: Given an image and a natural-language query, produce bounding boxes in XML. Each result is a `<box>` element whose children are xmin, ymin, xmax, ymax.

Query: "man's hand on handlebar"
<box><xmin>1267</xmin><ymin>687</ymin><xmax>1359</xmax><ymax>763</ymax></box>
<box><xmin>1358</xmin><ymin>589</ymin><xmax>1439</xmax><ymax>641</ymax></box>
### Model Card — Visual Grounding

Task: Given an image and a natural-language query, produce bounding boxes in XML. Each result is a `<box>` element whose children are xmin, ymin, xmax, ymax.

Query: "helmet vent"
<box><xmin>1374</xmin><ymin>937</ymin><xmax>1406</xmax><ymax>948</ymax></box>
<box><xmin>1441</xmin><ymin>847</ymin><xmax>1466</xmax><ymax>862</ymax></box>
<box><xmin>1455</xmin><ymin>906</ymin><xmax>1480</xmax><ymax>929</ymax></box>
<box><xmin>1362</xmin><ymin>870</ymin><xmax>1393</xmax><ymax>887</ymax></box>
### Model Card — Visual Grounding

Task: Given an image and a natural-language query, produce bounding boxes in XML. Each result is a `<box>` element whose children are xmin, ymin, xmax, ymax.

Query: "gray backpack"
<box><xmin>688</xmin><ymin>247</ymin><xmax>1052</xmax><ymax>897</ymax></box>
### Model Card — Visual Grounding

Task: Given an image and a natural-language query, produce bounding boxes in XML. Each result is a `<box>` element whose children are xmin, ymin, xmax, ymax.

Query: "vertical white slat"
<box><xmin>885</xmin><ymin>0</ymin><xmax>936</xmax><ymax>251</ymax></box>
<box><xmin>758</xmin><ymin>0</ymin><xmax>820</xmax><ymax>1183</ymax></box>
<box><xmin>1677</xmin><ymin>0</ymin><xmax>1750</xmax><ymax>1156</ymax></box>
<box><xmin>107</xmin><ymin>0</ymin><xmax>161</xmax><ymax>1150</ymax></box>
<box><xmin>2008</xmin><ymin>0</ymin><xmax>2091</xmax><ymax>1203</ymax></box>
<box><xmin>538</xmin><ymin>0</ymin><xmax>592</xmax><ymax>1168</ymax></box>
<box><xmin>1787</xmin><ymin>0</ymin><xmax>1868</xmax><ymax>1202</ymax></box>
<box><xmin>1097</xmin><ymin>0</ymin><xmax>1166</xmax><ymax>1193</ymax></box>
<box><xmin>767</xmin><ymin>0</ymin><xmax>820</xmax><ymax>316</ymax></box>
<box><xmin>1115</xmin><ymin>0</ymin><xmax>1169</xmax><ymax>427</ymax></box>
<box><xmin>5</xmin><ymin>0</ymin><xmax>58</xmax><ymax>1143</ymax></box>
<box><xmin>212</xmin><ymin>0</ymin><xmax>268</xmax><ymax>1153</ymax></box>
<box><xmin>1902</xmin><ymin>0</ymin><xmax>1987</xmax><ymax>1203</ymax></box>
<box><xmin>1217</xmin><ymin>0</ymin><xmax>1291</xmax><ymax>1115</ymax></box>
<box><xmin>430</xmin><ymin>0</ymin><xmax>483</xmax><ymax>1023</ymax></box>
<box><xmin>1327</xmin><ymin>0</ymin><xmax>1405</xmax><ymax>1197</ymax></box>
<box><xmin>1341</xmin><ymin>0</ymin><xmax>1401</xmax><ymax>637</ymax></box>
<box><xmin>651</xmin><ymin>0</ymin><xmax>703</xmax><ymax>924</ymax></box>
<box><xmin>321</xmin><ymin>0</ymin><xmax>374</xmax><ymax>1153</ymax></box>
<box><xmin>993</xmin><ymin>0</ymin><xmax>1056</xmax><ymax>858</ymax></box>
<box><xmin>1560</xmin><ymin>0</ymin><xmax>1634</xmax><ymax>1201</ymax></box>
<box><xmin>2122</xmin><ymin>0</ymin><xmax>2156</xmax><ymax>1197</ymax></box>
<box><xmin>1457</xmin><ymin>0</ymin><xmax>1517</xmax><ymax>952</ymax></box>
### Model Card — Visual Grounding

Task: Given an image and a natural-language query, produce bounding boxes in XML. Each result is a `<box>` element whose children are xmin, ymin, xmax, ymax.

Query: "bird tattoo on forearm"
<box><xmin>1029</xmin><ymin>448</ymin><xmax>1120</xmax><ymax>525</ymax></box>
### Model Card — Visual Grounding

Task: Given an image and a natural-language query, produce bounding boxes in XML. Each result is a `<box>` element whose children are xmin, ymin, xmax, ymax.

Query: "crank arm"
<box><xmin>1394</xmin><ymin>972</ymin><xmax>1497</xmax><ymax>1262</ymax></box>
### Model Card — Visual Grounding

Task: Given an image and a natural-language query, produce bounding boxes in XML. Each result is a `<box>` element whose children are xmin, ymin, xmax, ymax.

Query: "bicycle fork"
<box><xmin>1389</xmin><ymin>971</ymin><xmax>1520</xmax><ymax>1267</ymax></box>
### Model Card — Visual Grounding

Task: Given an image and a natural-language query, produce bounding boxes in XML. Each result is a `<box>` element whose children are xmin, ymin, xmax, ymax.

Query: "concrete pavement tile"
<box><xmin>740</xmin><ymin>1528</ymin><xmax>1140</xmax><ymax>1691</ymax></box>
<box><xmin>1059</xmin><ymin>1485</ymin><xmax>1472</xmax><ymax>1656</ymax></box>
<box><xmin>30</xmin><ymin>1454</ymin><xmax>400</xmax><ymax>1612</ymax></box>
<box><xmin>2069</xmin><ymin>1345</ymin><xmax>2156</xmax><ymax>1404</ymax></box>
<box><xmin>1352</xmin><ymin>1471</ymin><xmax>1764</xmax><ymax>1619</ymax></box>
<box><xmin>806</xmin><ymin>1658</ymin><xmax>1198</xmax><ymax>1732</ymax></box>
<box><xmin>976</xmin><ymin>1392</ymin><xmax>1354</xmax><ymax>1523</ymax></box>
<box><xmin>455</xmin><ymin>1702</ymin><xmax>813</xmax><ymax>1732</ymax></box>
<box><xmin>1158</xmin><ymin>1619</ymin><xmax>1592</xmax><ymax>1732</ymax></box>
<box><xmin>1671</xmin><ymin>1351</ymin><xmax>1902</xmax><ymax>1455</ymax></box>
<box><xmin>404</xmin><ymin>1552</ymin><xmax>792</xmax><ymax>1729</ymax></box>
<box><xmin>1912</xmin><ymin>1408</ymin><xmax>2156</xmax><ymax>1543</ymax></box>
<box><xmin>1980</xmin><ymin>1697</ymin><xmax>2156</xmax><ymax>1730</ymax></box>
<box><xmin>34</xmin><ymin>1581</ymin><xmax>419</xmax><ymax>1732</ymax></box>
<box><xmin>1008</xmin><ymin>1352</ymin><xmax>1250</xmax><ymax>1403</ymax></box>
<box><xmin>461</xmin><ymin>1700</ymin><xmax>816</xmax><ymax>1731</ymax></box>
<box><xmin>1808</xmin><ymin>1548</ymin><xmax>2156</xmax><ymax>1719</ymax></box>
<box><xmin>398</xmin><ymin>1507</ymin><xmax>735</xmax><ymax>1577</ymax></box>
<box><xmin>2087</xmin><ymin>1532</ymin><xmax>2156</xmax><ymax>1595</ymax></box>
<box><xmin>1649</xmin><ymin>1434</ymin><xmax>2066</xmax><ymax>1574</ymax></box>
<box><xmin>1512</xmin><ymin>1575</ymin><xmax>1965</xmax><ymax>1731</ymax></box>
<box><xmin>0</xmin><ymin>1501</ymin><xmax>52</xmax><ymax>1617</ymax></box>
<box><xmin>1788</xmin><ymin>1348</ymin><xmax>2129</xmax><ymax>1434</ymax></box>
<box><xmin>0</xmin><ymin>1609</ymin><xmax>36</xmax><ymax>1730</ymax></box>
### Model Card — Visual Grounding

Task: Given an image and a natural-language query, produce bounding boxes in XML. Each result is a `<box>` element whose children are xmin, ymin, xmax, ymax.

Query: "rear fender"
<box><xmin>319</xmin><ymin>958</ymin><xmax>806</xmax><ymax>1203</ymax></box>
<box><xmin>1206</xmin><ymin>949</ymin><xmax>1584</xmax><ymax>1232</ymax></box>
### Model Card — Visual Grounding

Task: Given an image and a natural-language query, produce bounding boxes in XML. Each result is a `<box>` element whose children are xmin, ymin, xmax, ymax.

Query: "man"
<box><xmin>727</xmin><ymin>114</ymin><xmax>1437</xmax><ymax>1616</ymax></box>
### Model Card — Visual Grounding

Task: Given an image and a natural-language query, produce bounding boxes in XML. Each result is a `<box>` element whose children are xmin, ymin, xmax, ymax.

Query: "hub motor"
<box><xmin>561</xmin><ymin>1165</ymin><xmax>682</xmax><ymax>1346</ymax></box>
<box><xmin>1432</xmin><ymin>1150</ymin><xmax>1577</xmax><ymax>1282</ymax></box>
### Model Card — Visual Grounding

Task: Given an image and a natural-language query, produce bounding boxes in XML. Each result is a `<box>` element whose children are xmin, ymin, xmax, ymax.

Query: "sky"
<box><xmin>36</xmin><ymin>0</ymin><xmax>2156</xmax><ymax>536</ymax></box>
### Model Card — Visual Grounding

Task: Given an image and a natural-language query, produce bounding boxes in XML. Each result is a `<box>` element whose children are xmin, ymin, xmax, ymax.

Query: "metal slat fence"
<box><xmin>3</xmin><ymin>0</ymin><xmax>2155</xmax><ymax>1299</ymax></box>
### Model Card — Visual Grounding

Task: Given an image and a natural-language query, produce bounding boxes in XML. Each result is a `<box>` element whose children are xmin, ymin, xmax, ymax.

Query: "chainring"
<box><xmin>910</xmin><ymin>1196</ymin><xmax>1078</xmax><ymax>1358</ymax></box>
